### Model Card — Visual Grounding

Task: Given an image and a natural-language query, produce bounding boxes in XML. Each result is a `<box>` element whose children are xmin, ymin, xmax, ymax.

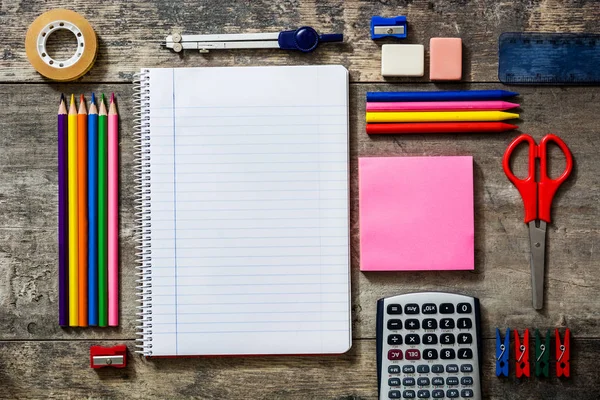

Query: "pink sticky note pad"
<box><xmin>430</xmin><ymin>38</ymin><xmax>462</xmax><ymax>81</ymax></box>
<box><xmin>359</xmin><ymin>156</ymin><xmax>474</xmax><ymax>271</ymax></box>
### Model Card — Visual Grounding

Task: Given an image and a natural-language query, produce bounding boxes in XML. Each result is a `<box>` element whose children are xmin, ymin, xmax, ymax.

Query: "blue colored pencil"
<box><xmin>87</xmin><ymin>93</ymin><xmax>99</xmax><ymax>326</ymax></box>
<box><xmin>366</xmin><ymin>90</ymin><xmax>519</xmax><ymax>102</ymax></box>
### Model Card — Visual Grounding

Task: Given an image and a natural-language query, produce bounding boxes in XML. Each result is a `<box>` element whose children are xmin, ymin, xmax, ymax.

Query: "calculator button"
<box><xmin>461</xmin><ymin>377</ymin><xmax>473</xmax><ymax>385</ymax></box>
<box><xmin>417</xmin><ymin>377</ymin><xmax>430</xmax><ymax>386</ymax></box>
<box><xmin>457</xmin><ymin>303</ymin><xmax>472</xmax><ymax>313</ymax></box>
<box><xmin>423</xmin><ymin>318</ymin><xmax>438</xmax><ymax>330</ymax></box>
<box><xmin>446</xmin><ymin>364</ymin><xmax>459</xmax><ymax>373</ymax></box>
<box><xmin>403</xmin><ymin>378</ymin><xmax>416</xmax><ymax>386</ymax></box>
<box><xmin>388</xmin><ymin>390</ymin><xmax>401</xmax><ymax>399</ymax></box>
<box><xmin>403</xmin><ymin>365</ymin><xmax>416</xmax><ymax>374</ymax></box>
<box><xmin>422</xmin><ymin>303</ymin><xmax>437</xmax><ymax>314</ymax></box>
<box><xmin>440</xmin><ymin>333</ymin><xmax>455</xmax><ymax>344</ymax></box>
<box><xmin>403</xmin><ymin>390</ymin><xmax>416</xmax><ymax>399</ymax></box>
<box><xmin>388</xmin><ymin>365</ymin><xmax>401</xmax><ymax>374</ymax></box>
<box><xmin>387</xmin><ymin>304</ymin><xmax>402</xmax><ymax>314</ymax></box>
<box><xmin>431</xmin><ymin>364</ymin><xmax>444</xmax><ymax>373</ymax></box>
<box><xmin>388</xmin><ymin>349</ymin><xmax>403</xmax><ymax>360</ymax></box>
<box><xmin>423</xmin><ymin>349</ymin><xmax>438</xmax><ymax>360</ymax></box>
<box><xmin>458</xmin><ymin>333</ymin><xmax>472</xmax><ymax>344</ymax></box>
<box><xmin>417</xmin><ymin>365</ymin><xmax>430</xmax><ymax>373</ymax></box>
<box><xmin>388</xmin><ymin>378</ymin><xmax>401</xmax><ymax>387</ymax></box>
<box><xmin>458</xmin><ymin>348</ymin><xmax>473</xmax><ymax>359</ymax></box>
<box><xmin>406</xmin><ymin>349</ymin><xmax>421</xmax><ymax>360</ymax></box>
<box><xmin>417</xmin><ymin>390</ymin><xmax>431</xmax><ymax>398</ymax></box>
<box><xmin>423</xmin><ymin>334</ymin><xmax>438</xmax><ymax>345</ymax></box>
<box><xmin>388</xmin><ymin>334</ymin><xmax>403</xmax><ymax>345</ymax></box>
<box><xmin>457</xmin><ymin>318</ymin><xmax>472</xmax><ymax>329</ymax></box>
<box><xmin>447</xmin><ymin>389</ymin><xmax>459</xmax><ymax>398</ymax></box>
<box><xmin>388</xmin><ymin>319</ymin><xmax>402</xmax><ymax>330</ymax></box>
<box><xmin>405</xmin><ymin>304</ymin><xmax>420</xmax><ymax>314</ymax></box>
<box><xmin>431</xmin><ymin>377</ymin><xmax>444</xmax><ymax>386</ymax></box>
<box><xmin>440</xmin><ymin>303</ymin><xmax>455</xmax><ymax>314</ymax></box>
<box><xmin>405</xmin><ymin>334</ymin><xmax>420</xmax><ymax>345</ymax></box>
<box><xmin>446</xmin><ymin>377</ymin><xmax>459</xmax><ymax>385</ymax></box>
<box><xmin>460</xmin><ymin>364</ymin><xmax>473</xmax><ymax>373</ymax></box>
<box><xmin>440</xmin><ymin>318</ymin><xmax>455</xmax><ymax>329</ymax></box>
<box><xmin>405</xmin><ymin>319</ymin><xmax>420</xmax><ymax>330</ymax></box>
<box><xmin>461</xmin><ymin>389</ymin><xmax>474</xmax><ymax>398</ymax></box>
<box><xmin>432</xmin><ymin>390</ymin><xmax>444</xmax><ymax>398</ymax></box>
<box><xmin>441</xmin><ymin>349</ymin><xmax>456</xmax><ymax>359</ymax></box>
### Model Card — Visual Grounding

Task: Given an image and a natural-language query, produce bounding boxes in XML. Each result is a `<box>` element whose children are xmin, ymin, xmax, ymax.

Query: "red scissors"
<box><xmin>502</xmin><ymin>134</ymin><xmax>573</xmax><ymax>309</ymax></box>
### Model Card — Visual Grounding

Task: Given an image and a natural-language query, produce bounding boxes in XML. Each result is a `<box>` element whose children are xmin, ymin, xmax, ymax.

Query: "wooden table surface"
<box><xmin>1</xmin><ymin>1</ymin><xmax>599</xmax><ymax>399</ymax></box>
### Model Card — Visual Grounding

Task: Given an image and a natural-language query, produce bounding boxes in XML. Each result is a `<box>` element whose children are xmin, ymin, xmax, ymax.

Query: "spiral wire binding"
<box><xmin>133</xmin><ymin>70</ymin><xmax>153</xmax><ymax>356</ymax></box>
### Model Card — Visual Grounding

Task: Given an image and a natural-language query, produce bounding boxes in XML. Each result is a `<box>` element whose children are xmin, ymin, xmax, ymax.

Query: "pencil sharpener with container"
<box><xmin>90</xmin><ymin>345</ymin><xmax>127</xmax><ymax>369</ymax></box>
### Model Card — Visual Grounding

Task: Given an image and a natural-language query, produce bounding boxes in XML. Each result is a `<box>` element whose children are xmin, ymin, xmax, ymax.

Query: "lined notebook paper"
<box><xmin>136</xmin><ymin>66</ymin><xmax>351</xmax><ymax>356</ymax></box>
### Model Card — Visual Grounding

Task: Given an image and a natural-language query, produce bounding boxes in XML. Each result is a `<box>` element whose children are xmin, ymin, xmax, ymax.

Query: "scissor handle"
<box><xmin>503</xmin><ymin>134</ymin><xmax>538</xmax><ymax>223</ymax></box>
<box><xmin>538</xmin><ymin>134</ymin><xmax>573</xmax><ymax>223</ymax></box>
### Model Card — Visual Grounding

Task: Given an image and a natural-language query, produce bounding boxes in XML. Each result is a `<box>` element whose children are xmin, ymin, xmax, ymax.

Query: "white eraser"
<box><xmin>381</xmin><ymin>44</ymin><xmax>424</xmax><ymax>77</ymax></box>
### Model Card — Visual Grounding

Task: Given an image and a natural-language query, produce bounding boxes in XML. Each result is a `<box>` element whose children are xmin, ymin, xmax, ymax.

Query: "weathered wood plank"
<box><xmin>1</xmin><ymin>338</ymin><xmax>598</xmax><ymax>399</ymax></box>
<box><xmin>1</xmin><ymin>1</ymin><xmax>599</xmax><ymax>83</ymax></box>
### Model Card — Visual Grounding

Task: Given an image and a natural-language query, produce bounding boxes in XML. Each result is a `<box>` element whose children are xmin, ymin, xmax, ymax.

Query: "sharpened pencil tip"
<box><xmin>70</xmin><ymin>94</ymin><xmax>75</xmax><ymax>104</ymax></box>
<box><xmin>80</xmin><ymin>94</ymin><xmax>84</xmax><ymax>103</ymax></box>
<box><xmin>60</xmin><ymin>93</ymin><xmax>65</xmax><ymax>103</ymax></box>
<box><xmin>91</xmin><ymin>92</ymin><xmax>96</xmax><ymax>103</ymax></box>
<box><xmin>110</xmin><ymin>93</ymin><xmax>115</xmax><ymax>103</ymax></box>
<box><xmin>101</xmin><ymin>93</ymin><xmax>105</xmax><ymax>104</ymax></box>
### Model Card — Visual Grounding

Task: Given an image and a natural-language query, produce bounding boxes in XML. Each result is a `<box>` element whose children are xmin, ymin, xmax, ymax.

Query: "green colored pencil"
<box><xmin>98</xmin><ymin>94</ymin><xmax>108</xmax><ymax>326</ymax></box>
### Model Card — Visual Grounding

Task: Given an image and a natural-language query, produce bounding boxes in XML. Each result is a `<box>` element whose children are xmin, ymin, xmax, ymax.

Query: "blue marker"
<box><xmin>367</xmin><ymin>90</ymin><xmax>519</xmax><ymax>102</ymax></box>
<box><xmin>88</xmin><ymin>93</ymin><xmax>99</xmax><ymax>326</ymax></box>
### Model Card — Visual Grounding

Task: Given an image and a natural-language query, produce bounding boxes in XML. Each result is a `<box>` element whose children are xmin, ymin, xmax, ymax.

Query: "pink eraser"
<box><xmin>429</xmin><ymin>38</ymin><xmax>462</xmax><ymax>81</ymax></box>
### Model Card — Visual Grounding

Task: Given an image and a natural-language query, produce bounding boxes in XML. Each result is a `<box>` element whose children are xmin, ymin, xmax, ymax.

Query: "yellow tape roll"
<box><xmin>25</xmin><ymin>9</ymin><xmax>97</xmax><ymax>81</ymax></box>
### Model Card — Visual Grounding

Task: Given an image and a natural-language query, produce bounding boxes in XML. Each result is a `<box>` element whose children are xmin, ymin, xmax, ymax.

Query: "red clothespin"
<box><xmin>514</xmin><ymin>329</ymin><xmax>530</xmax><ymax>377</ymax></box>
<box><xmin>555</xmin><ymin>328</ymin><xmax>571</xmax><ymax>377</ymax></box>
<box><xmin>90</xmin><ymin>345</ymin><xmax>127</xmax><ymax>369</ymax></box>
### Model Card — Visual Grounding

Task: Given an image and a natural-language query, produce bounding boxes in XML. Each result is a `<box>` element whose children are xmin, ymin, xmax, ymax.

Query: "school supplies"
<box><xmin>366</xmin><ymin>101</ymin><xmax>519</xmax><ymax>112</ymax></box>
<box><xmin>503</xmin><ymin>134</ymin><xmax>573</xmax><ymax>309</ymax></box>
<box><xmin>25</xmin><ymin>9</ymin><xmax>97</xmax><ymax>81</ymax></box>
<box><xmin>370</xmin><ymin>16</ymin><xmax>407</xmax><ymax>39</ymax></box>
<box><xmin>359</xmin><ymin>156</ymin><xmax>474</xmax><ymax>271</ymax></box>
<box><xmin>496</xmin><ymin>328</ymin><xmax>510</xmax><ymax>377</ymax></box>
<box><xmin>366</xmin><ymin>111</ymin><xmax>519</xmax><ymax>123</ymax></box>
<box><xmin>88</xmin><ymin>94</ymin><xmax>98</xmax><ymax>326</ymax></box>
<box><xmin>58</xmin><ymin>95</ymin><xmax>68</xmax><ymax>327</ymax></box>
<box><xmin>381</xmin><ymin>44</ymin><xmax>424</xmax><ymax>77</ymax></box>
<box><xmin>367</xmin><ymin>90</ymin><xmax>518</xmax><ymax>102</ymax></box>
<box><xmin>499</xmin><ymin>32</ymin><xmax>600</xmax><ymax>84</ymax></box>
<box><xmin>430</xmin><ymin>38</ymin><xmax>462</xmax><ymax>81</ymax></box>
<box><xmin>90</xmin><ymin>345</ymin><xmax>127</xmax><ymax>368</ymax></box>
<box><xmin>366</xmin><ymin>122</ymin><xmax>518</xmax><ymax>135</ymax></box>
<box><xmin>108</xmin><ymin>94</ymin><xmax>119</xmax><ymax>327</ymax></box>
<box><xmin>535</xmin><ymin>329</ymin><xmax>551</xmax><ymax>377</ymax></box>
<box><xmin>555</xmin><ymin>328</ymin><xmax>571</xmax><ymax>378</ymax></box>
<box><xmin>164</xmin><ymin>27</ymin><xmax>343</xmax><ymax>53</ymax></box>
<box><xmin>98</xmin><ymin>95</ymin><xmax>108</xmax><ymax>327</ymax></box>
<box><xmin>68</xmin><ymin>94</ymin><xmax>79</xmax><ymax>327</ymax></box>
<box><xmin>514</xmin><ymin>329</ymin><xmax>531</xmax><ymax>378</ymax></box>
<box><xmin>77</xmin><ymin>95</ymin><xmax>88</xmax><ymax>327</ymax></box>
<box><xmin>134</xmin><ymin>66</ymin><xmax>351</xmax><ymax>357</ymax></box>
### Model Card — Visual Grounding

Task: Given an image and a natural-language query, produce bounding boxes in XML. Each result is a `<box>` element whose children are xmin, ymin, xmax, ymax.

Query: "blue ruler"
<box><xmin>498</xmin><ymin>32</ymin><xmax>600</xmax><ymax>84</ymax></box>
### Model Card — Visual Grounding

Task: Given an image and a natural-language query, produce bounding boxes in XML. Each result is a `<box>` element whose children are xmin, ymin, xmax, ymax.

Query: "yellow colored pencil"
<box><xmin>68</xmin><ymin>94</ymin><xmax>79</xmax><ymax>326</ymax></box>
<box><xmin>366</xmin><ymin>111</ymin><xmax>520</xmax><ymax>123</ymax></box>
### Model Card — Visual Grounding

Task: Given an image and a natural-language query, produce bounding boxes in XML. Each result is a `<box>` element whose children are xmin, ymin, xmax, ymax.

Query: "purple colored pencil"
<box><xmin>58</xmin><ymin>94</ymin><xmax>69</xmax><ymax>326</ymax></box>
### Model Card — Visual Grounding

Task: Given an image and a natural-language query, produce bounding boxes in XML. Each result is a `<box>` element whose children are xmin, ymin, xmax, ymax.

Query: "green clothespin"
<box><xmin>535</xmin><ymin>329</ymin><xmax>550</xmax><ymax>377</ymax></box>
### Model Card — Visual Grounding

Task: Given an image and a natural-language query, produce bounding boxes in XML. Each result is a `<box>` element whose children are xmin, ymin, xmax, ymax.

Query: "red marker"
<box><xmin>366</xmin><ymin>122</ymin><xmax>518</xmax><ymax>135</ymax></box>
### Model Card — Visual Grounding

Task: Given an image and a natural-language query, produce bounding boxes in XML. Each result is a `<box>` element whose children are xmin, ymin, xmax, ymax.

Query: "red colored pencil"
<box><xmin>366</xmin><ymin>122</ymin><xmax>518</xmax><ymax>135</ymax></box>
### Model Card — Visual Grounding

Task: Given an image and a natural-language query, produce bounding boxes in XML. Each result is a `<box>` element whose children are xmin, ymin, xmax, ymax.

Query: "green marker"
<box><xmin>98</xmin><ymin>94</ymin><xmax>108</xmax><ymax>327</ymax></box>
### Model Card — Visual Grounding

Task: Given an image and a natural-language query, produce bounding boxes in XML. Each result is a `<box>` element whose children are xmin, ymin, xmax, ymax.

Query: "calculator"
<box><xmin>376</xmin><ymin>292</ymin><xmax>482</xmax><ymax>399</ymax></box>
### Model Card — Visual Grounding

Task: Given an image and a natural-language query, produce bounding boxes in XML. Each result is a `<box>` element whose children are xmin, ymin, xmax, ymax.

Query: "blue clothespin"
<box><xmin>370</xmin><ymin>16</ymin><xmax>407</xmax><ymax>39</ymax></box>
<box><xmin>496</xmin><ymin>328</ymin><xmax>510</xmax><ymax>377</ymax></box>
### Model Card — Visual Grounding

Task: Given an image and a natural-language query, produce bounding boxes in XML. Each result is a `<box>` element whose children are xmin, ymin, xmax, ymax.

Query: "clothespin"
<box><xmin>555</xmin><ymin>328</ymin><xmax>571</xmax><ymax>378</ymax></box>
<box><xmin>90</xmin><ymin>345</ymin><xmax>127</xmax><ymax>369</ymax></box>
<box><xmin>535</xmin><ymin>329</ymin><xmax>550</xmax><ymax>377</ymax></box>
<box><xmin>496</xmin><ymin>328</ymin><xmax>510</xmax><ymax>377</ymax></box>
<box><xmin>514</xmin><ymin>329</ymin><xmax>530</xmax><ymax>378</ymax></box>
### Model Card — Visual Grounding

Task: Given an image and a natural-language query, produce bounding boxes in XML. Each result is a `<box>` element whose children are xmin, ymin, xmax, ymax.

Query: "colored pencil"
<box><xmin>108</xmin><ymin>93</ymin><xmax>119</xmax><ymax>326</ymax></box>
<box><xmin>77</xmin><ymin>95</ymin><xmax>88</xmax><ymax>327</ymax></box>
<box><xmin>98</xmin><ymin>94</ymin><xmax>108</xmax><ymax>327</ymax></box>
<box><xmin>68</xmin><ymin>95</ymin><xmax>79</xmax><ymax>327</ymax></box>
<box><xmin>366</xmin><ymin>101</ymin><xmax>520</xmax><ymax>112</ymax></box>
<box><xmin>88</xmin><ymin>94</ymin><xmax>98</xmax><ymax>326</ymax></box>
<box><xmin>366</xmin><ymin>111</ymin><xmax>520</xmax><ymax>123</ymax></box>
<box><xmin>58</xmin><ymin>95</ymin><xmax>68</xmax><ymax>327</ymax></box>
<box><xmin>366</xmin><ymin>90</ymin><xmax>519</xmax><ymax>102</ymax></box>
<box><xmin>366</xmin><ymin>122</ymin><xmax>519</xmax><ymax>135</ymax></box>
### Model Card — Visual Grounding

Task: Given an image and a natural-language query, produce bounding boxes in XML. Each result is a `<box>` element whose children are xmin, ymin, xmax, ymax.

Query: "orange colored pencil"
<box><xmin>77</xmin><ymin>94</ymin><xmax>88</xmax><ymax>326</ymax></box>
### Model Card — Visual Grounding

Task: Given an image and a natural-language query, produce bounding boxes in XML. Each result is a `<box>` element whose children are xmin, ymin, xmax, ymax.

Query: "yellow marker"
<box><xmin>68</xmin><ymin>94</ymin><xmax>79</xmax><ymax>326</ymax></box>
<box><xmin>366</xmin><ymin>111</ymin><xmax>520</xmax><ymax>123</ymax></box>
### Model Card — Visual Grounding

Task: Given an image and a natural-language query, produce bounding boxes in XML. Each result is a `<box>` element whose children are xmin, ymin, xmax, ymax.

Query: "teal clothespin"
<box><xmin>535</xmin><ymin>329</ymin><xmax>550</xmax><ymax>377</ymax></box>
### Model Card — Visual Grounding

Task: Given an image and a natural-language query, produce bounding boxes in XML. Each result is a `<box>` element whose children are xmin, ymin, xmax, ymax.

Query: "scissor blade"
<box><xmin>528</xmin><ymin>221</ymin><xmax>547</xmax><ymax>309</ymax></box>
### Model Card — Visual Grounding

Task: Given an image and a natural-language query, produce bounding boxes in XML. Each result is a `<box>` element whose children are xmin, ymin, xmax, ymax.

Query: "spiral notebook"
<box><xmin>135</xmin><ymin>66</ymin><xmax>351</xmax><ymax>357</ymax></box>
